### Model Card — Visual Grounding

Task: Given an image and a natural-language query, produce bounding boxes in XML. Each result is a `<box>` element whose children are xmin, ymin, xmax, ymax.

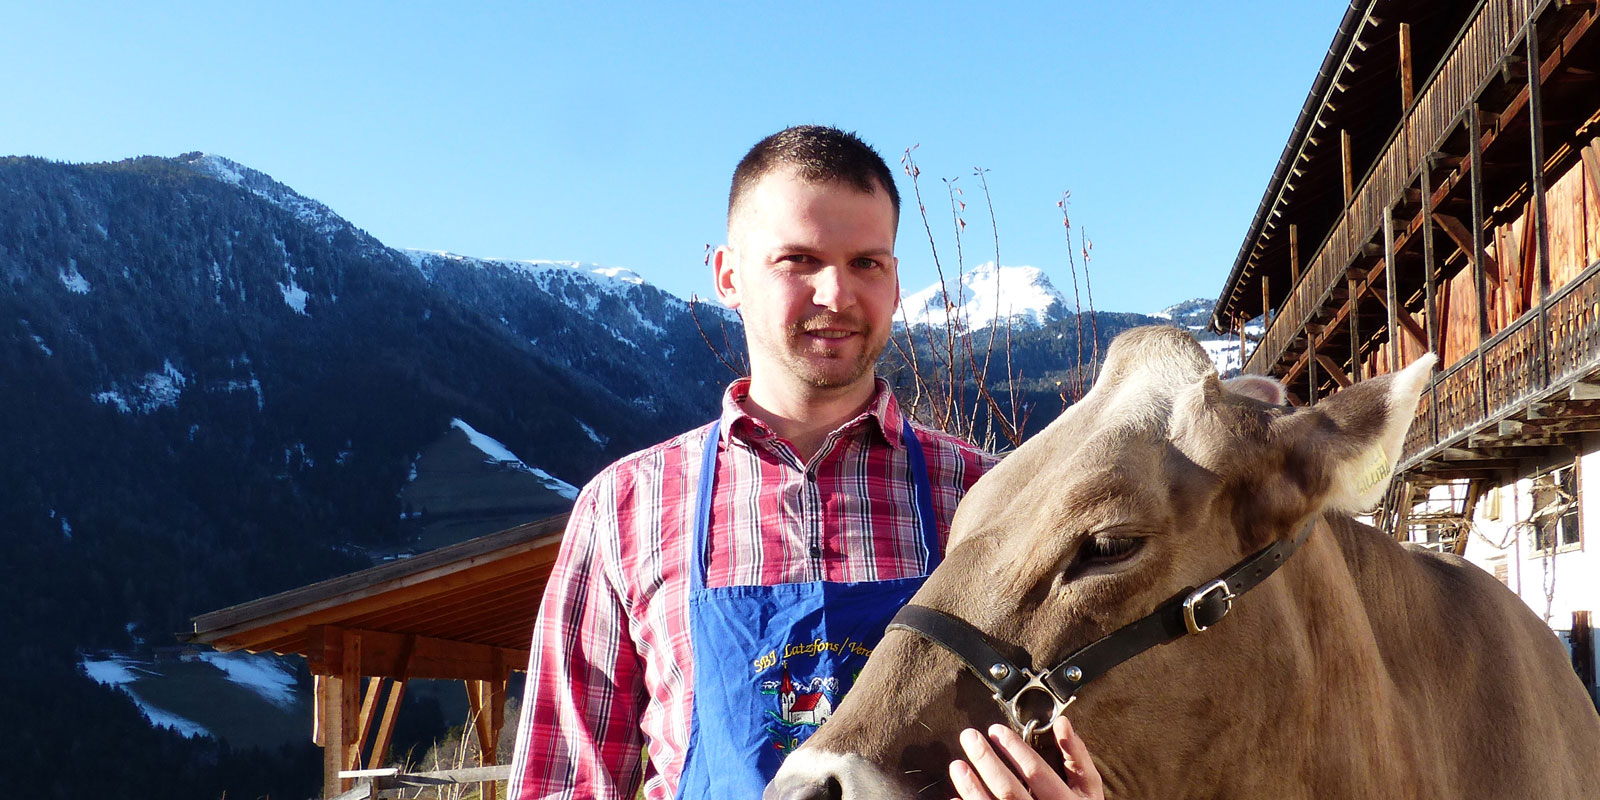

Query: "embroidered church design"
<box><xmin>776</xmin><ymin>662</ymin><xmax>833</xmax><ymax>726</ymax></box>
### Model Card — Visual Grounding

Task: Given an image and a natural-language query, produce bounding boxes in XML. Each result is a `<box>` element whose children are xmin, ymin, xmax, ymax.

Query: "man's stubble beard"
<box><xmin>773</xmin><ymin>319</ymin><xmax>889</xmax><ymax>390</ymax></box>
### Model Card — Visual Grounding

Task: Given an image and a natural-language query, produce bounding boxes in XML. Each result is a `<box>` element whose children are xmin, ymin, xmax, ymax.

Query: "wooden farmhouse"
<box><xmin>1212</xmin><ymin>0</ymin><xmax>1600</xmax><ymax>702</ymax></box>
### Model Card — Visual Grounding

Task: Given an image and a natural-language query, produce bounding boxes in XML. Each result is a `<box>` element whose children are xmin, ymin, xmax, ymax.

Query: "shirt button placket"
<box><xmin>804</xmin><ymin>470</ymin><xmax>822</xmax><ymax>579</ymax></box>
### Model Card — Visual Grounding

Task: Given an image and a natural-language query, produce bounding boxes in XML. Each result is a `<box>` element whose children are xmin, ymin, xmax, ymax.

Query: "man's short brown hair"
<box><xmin>728</xmin><ymin>126</ymin><xmax>900</xmax><ymax>225</ymax></box>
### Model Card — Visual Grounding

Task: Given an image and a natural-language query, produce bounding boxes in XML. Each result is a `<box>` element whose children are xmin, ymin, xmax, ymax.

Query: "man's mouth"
<box><xmin>806</xmin><ymin>329</ymin><xmax>857</xmax><ymax>340</ymax></box>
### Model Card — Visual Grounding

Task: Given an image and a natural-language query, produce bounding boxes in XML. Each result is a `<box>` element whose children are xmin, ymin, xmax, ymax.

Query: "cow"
<box><xmin>766</xmin><ymin>326</ymin><xmax>1600</xmax><ymax>799</ymax></box>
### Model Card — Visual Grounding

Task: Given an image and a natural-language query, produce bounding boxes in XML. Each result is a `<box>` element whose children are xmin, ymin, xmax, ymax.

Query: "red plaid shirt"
<box><xmin>508</xmin><ymin>378</ymin><xmax>995</xmax><ymax>799</ymax></box>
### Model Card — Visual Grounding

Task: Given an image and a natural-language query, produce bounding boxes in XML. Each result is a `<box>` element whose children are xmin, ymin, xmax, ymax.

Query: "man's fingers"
<box><xmin>1052</xmin><ymin>716</ymin><xmax>1105</xmax><ymax>796</ymax></box>
<box><xmin>983</xmin><ymin>724</ymin><xmax>1062</xmax><ymax>793</ymax></box>
<box><xmin>956</xmin><ymin>727</ymin><xmax>1030</xmax><ymax>799</ymax></box>
<box><xmin>948</xmin><ymin>758</ymin><xmax>995</xmax><ymax>800</ymax></box>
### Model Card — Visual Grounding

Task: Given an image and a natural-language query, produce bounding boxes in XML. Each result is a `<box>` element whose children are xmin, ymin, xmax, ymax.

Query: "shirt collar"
<box><xmin>719</xmin><ymin>376</ymin><xmax>906</xmax><ymax>450</ymax></box>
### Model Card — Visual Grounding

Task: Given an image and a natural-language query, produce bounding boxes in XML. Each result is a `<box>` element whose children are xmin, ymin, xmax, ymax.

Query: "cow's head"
<box><xmin>766</xmin><ymin>326</ymin><xmax>1434</xmax><ymax>798</ymax></box>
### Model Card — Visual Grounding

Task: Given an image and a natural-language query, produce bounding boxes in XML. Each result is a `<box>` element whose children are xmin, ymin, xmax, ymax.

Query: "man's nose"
<box><xmin>810</xmin><ymin>266</ymin><xmax>854</xmax><ymax>311</ymax></box>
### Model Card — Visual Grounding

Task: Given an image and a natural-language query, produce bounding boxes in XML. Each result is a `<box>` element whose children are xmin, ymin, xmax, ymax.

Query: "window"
<box><xmin>1531</xmin><ymin>463</ymin><xmax>1581</xmax><ymax>554</ymax></box>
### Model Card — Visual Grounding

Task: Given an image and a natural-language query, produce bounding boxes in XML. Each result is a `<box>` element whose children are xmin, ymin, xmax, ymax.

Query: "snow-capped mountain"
<box><xmin>899</xmin><ymin>262</ymin><xmax>1070</xmax><ymax>329</ymax></box>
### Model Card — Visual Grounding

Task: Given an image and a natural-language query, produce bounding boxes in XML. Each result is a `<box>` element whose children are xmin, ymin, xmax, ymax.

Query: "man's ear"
<box><xmin>1272</xmin><ymin>353</ymin><xmax>1436</xmax><ymax>513</ymax></box>
<box><xmin>712</xmin><ymin>245</ymin><xmax>741</xmax><ymax>310</ymax></box>
<box><xmin>892</xmin><ymin>256</ymin><xmax>901</xmax><ymax>312</ymax></box>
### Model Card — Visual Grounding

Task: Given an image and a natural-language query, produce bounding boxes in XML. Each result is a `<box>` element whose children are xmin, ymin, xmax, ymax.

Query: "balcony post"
<box><xmin>1526</xmin><ymin>16</ymin><xmax>1553</xmax><ymax>389</ymax></box>
<box><xmin>1421</xmin><ymin>159</ymin><xmax>1440</xmax><ymax>358</ymax></box>
<box><xmin>1384</xmin><ymin>206</ymin><xmax>1400</xmax><ymax>374</ymax></box>
<box><xmin>1470</xmin><ymin>103</ymin><xmax>1491</xmax><ymax>420</ymax></box>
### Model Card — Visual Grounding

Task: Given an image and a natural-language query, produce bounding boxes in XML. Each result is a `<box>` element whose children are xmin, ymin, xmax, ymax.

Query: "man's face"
<box><xmin>714</xmin><ymin>167</ymin><xmax>899</xmax><ymax>402</ymax></box>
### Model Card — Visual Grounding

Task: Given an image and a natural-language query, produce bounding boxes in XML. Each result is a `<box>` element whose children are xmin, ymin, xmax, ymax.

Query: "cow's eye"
<box><xmin>1077</xmin><ymin>535</ymin><xmax>1142</xmax><ymax>566</ymax></box>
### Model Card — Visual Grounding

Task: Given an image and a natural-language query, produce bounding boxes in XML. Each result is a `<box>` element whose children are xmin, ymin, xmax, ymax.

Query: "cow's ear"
<box><xmin>1274</xmin><ymin>354</ymin><xmax>1435</xmax><ymax>513</ymax></box>
<box><xmin>1223</xmin><ymin>374</ymin><xmax>1287</xmax><ymax>405</ymax></box>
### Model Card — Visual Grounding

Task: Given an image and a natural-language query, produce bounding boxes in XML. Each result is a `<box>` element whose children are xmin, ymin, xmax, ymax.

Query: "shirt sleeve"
<box><xmin>508</xmin><ymin>480</ymin><xmax>646</xmax><ymax>800</ymax></box>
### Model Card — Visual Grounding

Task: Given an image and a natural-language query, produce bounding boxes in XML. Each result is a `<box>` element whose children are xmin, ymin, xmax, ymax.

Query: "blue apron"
<box><xmin>674</xmin><ymin>419</ymin><xmax>940</xmax><ymax>798</ymax></box>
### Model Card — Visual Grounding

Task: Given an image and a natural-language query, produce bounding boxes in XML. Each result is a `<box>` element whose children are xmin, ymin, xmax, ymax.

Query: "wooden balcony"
<box><xmin>1247</xmin><ymin>0</ymin><xmax>1543</xmax><ymax>378</ymax></box>
<box><xmin>1404</xmin><ymin>258</ymin><xmax>1600</xmax><ymax>470</ymax></box>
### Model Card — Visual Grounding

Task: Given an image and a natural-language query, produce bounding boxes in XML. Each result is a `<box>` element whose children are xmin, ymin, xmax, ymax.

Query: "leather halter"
<box><xmin>885</xmin><ymin>517</ymin><xmax>1318</xmax><ymax>741</ymax></box>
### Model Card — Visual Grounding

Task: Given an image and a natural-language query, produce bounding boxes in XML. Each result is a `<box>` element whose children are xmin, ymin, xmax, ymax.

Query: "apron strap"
<box><xmin>690</xmin><ymin>420</ymin><xmax>721</xmax><ymax>592</ymax></box>
<box><xmin>900</xmin><ymin>419</ymin><xmax>942</xmax><ymax>572</ymax></box>
<box><xmin>690</xmin><ymin>417</ymin><xmax>943</xmax><ymax>591</ymax></box>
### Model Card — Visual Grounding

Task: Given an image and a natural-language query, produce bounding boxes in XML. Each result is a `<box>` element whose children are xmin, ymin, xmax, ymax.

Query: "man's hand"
<box><xmin>948</xmin><ymin>717</ymin><xmax>1104</xmax><ymax>800</ymax></box>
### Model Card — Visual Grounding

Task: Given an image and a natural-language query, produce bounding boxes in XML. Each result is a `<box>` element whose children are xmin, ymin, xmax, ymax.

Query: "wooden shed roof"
<box><xmin>189</xmin><ymin>515</ymin><xmax>566</xmax><ymax>669</ymax></box>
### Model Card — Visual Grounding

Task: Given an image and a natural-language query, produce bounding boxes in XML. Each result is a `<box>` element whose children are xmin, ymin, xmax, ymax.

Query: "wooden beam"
<box><xmin>308</xmin><ymin>625</ymin><xmax>526</xmax><ymax>682</ymax></box>
<box><xmin>1316</xmin><ymin>353</ymin><xmax>1354</xmax><ymax>388</ymax></box>
<box><xmin>1399</xmin><ymin>23</ymin><xmax>1414</xmax><ymax>109</ymax></box>
<box><xmin>1290</xmin><ymin>224</ymin><xmax>1300</xmax><ymax>282</ymax></box>
<box><xmin>1470</xmin><ymin>103</ymin><xmax>1492</xmax><ymax>425</ymax></box>
<box><xmin>1420</xmin><ymin>163</ymin><xmax>1439</xmax><ymax>357</ymax></box>
<box><xmin>354</xmin><ymin>677</ymin><xmax>386</xmax><ymax>772</ymax></box>
<box><xmin>368</xmin><ymin>679</ymin><xmax>409</xmax><ymax>770</ymax></box>
<box><xmin>1432</xmin><ymin>212</ymin><xmax>1501</xmax><ymax>285</ymax></box>
<box><xmin>1384</xmin><ymin>210</ymin><xmax>1400</xmax><ymax>373</ymax></box>
<box><xmin>1349</xmin><ymin>275</ymin><xmax>1363</xmax><ymax>382</ymax></box>
<box><xmin>1342</xmin><ymin>129</ymin><xmax>1356</xmax><ymax>206</ymax></box>
<box><xmin>1369</xmin><ymin>283</ymin><xmax>1429</xmax><ymax>351</ymax></box>
<box><xmin>1262</xmin><ymin>274</ymin><xmax>1272</xmax><ymax>325</ymax></box>
<box><xmin>1527</xmin><ymin>18</ymin><xmax>1553</xmax><ymax>389</ymax></box>
<box><xmin>1527</xmin><ymin>399</ymin><xmax>1600</xmax><ymax>419</ymax></box>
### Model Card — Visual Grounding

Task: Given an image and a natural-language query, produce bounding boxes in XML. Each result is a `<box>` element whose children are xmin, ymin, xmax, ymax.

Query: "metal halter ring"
<box><xmin>996</xmin><ymin>668</ymin><xmax>1077</xmax><ymax>743</ymax></box>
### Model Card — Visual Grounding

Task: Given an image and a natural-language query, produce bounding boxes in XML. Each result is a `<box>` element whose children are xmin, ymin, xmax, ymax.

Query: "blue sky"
<box><xmin>4</xmin><ymin>2</ymin><xmax>1346</xmax><ymax>314</ymax></box>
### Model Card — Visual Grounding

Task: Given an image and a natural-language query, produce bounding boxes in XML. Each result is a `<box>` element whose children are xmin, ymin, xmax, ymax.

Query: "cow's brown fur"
<box><xmin>775</xmin><ymin>326</ymin><xmax>1600</xmax><ymax>799</ymax></box>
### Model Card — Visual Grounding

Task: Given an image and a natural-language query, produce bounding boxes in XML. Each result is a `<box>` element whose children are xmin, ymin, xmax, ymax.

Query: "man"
<box><xmin>507</xmin><ymin>126</ymin><xmax>1100</xmax><ymax>799</ymax></box>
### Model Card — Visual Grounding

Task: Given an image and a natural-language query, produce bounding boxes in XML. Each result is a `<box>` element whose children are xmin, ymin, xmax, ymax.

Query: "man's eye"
<box><xmin>851</xmin><ymin>258</ymin><xmax>882</xmax><ymax>270</ymax></box>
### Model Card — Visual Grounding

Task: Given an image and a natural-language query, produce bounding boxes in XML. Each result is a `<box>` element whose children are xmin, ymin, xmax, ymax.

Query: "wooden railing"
<box><xmin>1435</xmin><ymin>356</ymin><xmax>1483</xmax><ymax>443</ymax></box>
<box><xmin>1401</xmin><ymin>259</ymin><xmax>1600</xmax><ymax>463</ymax></box>
<box><xmin>1246</xmin><ymin>0</ymin><xmax>1537</xmax><ymax>377</ymax></box>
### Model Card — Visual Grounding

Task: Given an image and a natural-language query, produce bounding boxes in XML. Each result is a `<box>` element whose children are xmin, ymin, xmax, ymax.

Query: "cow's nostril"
<box><xmin>765</xmin><ymin>774</ymin><xmax>844</xmax><ymax>800</ymax></box>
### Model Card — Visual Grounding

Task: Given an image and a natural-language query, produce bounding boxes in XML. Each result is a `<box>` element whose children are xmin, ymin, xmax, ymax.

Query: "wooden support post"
<box><xmin>319</xmin><ymin>628</ymin><xmax>362</xmax><ymax>798</ymax></box>
<box><xmin>1348</xmin><ymin>276</ymin><xmax>1363</xmax><ymax>381</ymax></box>
<box><xmin>1470</xmin><ymin>104</ymin><xmax>1492</xmax><ymax>421</ymax></box>
<box><xmin>465</xmin><ymin>669</ymin><xmax>511</xmax><ymax>800</ymax></box>
<box><xmin>1309</xmin><ymin>335</ymin><xmax>1320</xmax><ymax>405</ymax></box>
<box><xmin>1290</xmin><ymin>224</ymin><xmax>1301</xmax><ymax>283</ymax></box>
<box><xmin>1400</xmin><ymin>23</ymin><xmax>1415</xmax><ymax>109</ymax></box>
<box><xmin>1342</xmin><ymin>129</ymin><xmax>1356</xmax><ymax>206</ymax></box>
<box><xmin>1262</xmin><ymin>274</ymin><xmax>1272</xmax><ymax>326</ymax></box>
<box><xmin>1384</xmin><ymin>208</ymin><xmax>1400</xmax><ymax>374</ymax></box>
<box><xmin>1420</xmin><ymin>161</ymin><xmax>1439</xmax><ymax>357</ymax></box>
<box><xmin>1526</xmin><ymin>19</ymin><xmax>1553</xmax><ymax>389</ymax></box>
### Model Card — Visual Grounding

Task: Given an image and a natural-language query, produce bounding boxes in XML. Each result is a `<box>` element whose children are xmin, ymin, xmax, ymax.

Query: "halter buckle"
<box><xmin>1182</xmin><ymin>579</ymin><xmax>1235</xmax><ymax>635</ymax></box>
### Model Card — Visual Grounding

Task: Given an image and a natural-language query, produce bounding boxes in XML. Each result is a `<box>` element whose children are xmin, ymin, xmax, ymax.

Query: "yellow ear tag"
<box><xmin>1356</xmin><ymin>448</ymin><xmax>1393</xmax><ymax>495</ymax></box>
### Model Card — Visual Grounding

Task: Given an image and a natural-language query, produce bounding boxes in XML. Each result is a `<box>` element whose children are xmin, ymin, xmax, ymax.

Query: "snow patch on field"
<box><xmin>80</xmin><ymin>656</ymin><xmax>211</xmax><ymax>738</ymax></box>
<box><xmin>451</xmin><ymin>418</ymin><xmax>580</xmax><ymax>499</ymax></box>
<box><xmin>199</xmin><ymin>652</ymin><xmax>297</xmax><ymax>709</ymax></box>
